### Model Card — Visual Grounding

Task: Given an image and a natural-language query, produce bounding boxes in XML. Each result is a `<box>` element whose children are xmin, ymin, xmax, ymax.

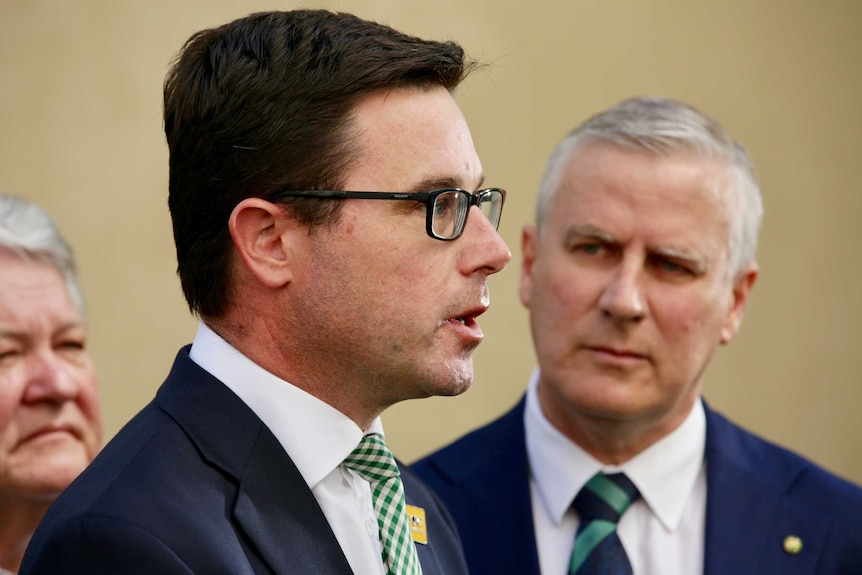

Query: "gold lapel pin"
<box><xmin>405</xmin><ymin>505</ymin><xmax>428</xmax><ymax>545</ymax></box>
<box><xmin>783</xmin><ymin>535</ymin><xmax>803</xmax><ymax>555</ymax></box>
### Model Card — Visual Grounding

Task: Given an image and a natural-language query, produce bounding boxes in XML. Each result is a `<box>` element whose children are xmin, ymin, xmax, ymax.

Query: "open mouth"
<box><xmin>449</xmin><ymin>309</ymin><xmax>483</xmax><ymax>327</ymax></box>
<box><xmin>444</xmin><ymin>301</ymin><xmax>488</xmax><ymax>336</ymax></box>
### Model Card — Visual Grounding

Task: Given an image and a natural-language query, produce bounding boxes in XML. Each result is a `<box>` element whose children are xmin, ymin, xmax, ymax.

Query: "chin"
<box><xmin>437</xmin><ymin>380</ymin><xmax>472</xmax><ymax>398</ymax></box>
<box><xmin>20</xmin><ymin>458</ymin><xmax>91</xmax><ymax>497</ymax></box>
<box><xmin>567</xmin><ymin>385</ymin><xmax>653</xmax><ymax>420</ymax></box>
<box><xmin>445</xmin><ymin>362</ymin><xmax>475</xmax><ymax>395</ymax></box>
<box><xmin>417</xmin><ymin>366</ymin><xmax>474</xmax><ymax>398</ymax></box>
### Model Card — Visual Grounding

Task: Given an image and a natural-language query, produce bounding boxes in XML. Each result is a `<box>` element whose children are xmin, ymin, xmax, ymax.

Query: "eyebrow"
<box><xmin>563</xmin><ymin>224</ymin><xmax>616</xmax><ymax>244</ymax></box>
<box><xmin>407</xmin><ymin>174</ymin><xmax>487</xmax><ymax>194</ymax></box>
<box><xmin>0</xmin><ymin>320</ymin><xmax>87</xmax><ymax>341</ymax></box>
<box><xmin>564</xmin><ymin>224</ymin><xmax>709</xmax><ymax>273</ymax></box>
<box><xmin>55</xmin><ymin>320</ymin><xmax>89</xmax><ymax>334</ymax></box>
<box><xmin>652</xmin><ymin>246</ymin><xmax>708</xmax><ymax>275</ymax></box>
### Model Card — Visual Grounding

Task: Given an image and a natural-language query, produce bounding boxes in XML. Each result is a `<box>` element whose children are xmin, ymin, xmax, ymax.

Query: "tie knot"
<box><xmin>573</xmin><ymin>472</ymin><xmax>639</xmax><ymax>524</ymax></box>
<box><xmin>343</xmin><ymin>433</ymin><xmax>401</xmax><ymax>483</ymax></box>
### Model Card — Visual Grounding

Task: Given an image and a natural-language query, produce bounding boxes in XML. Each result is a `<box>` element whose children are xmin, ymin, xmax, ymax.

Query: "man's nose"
<box><xmin>22</xmin><ymin>351</ymin><xmax>80</xmax><ymax>404</ymax></box>
<box><xmin>460</xmin><ymin>205</ymin><xmax>512</xmax><ymax>275</ymax></box>
<box><xmin>598</xmin><ymin>262</ymin><xmax>646</xmax><ymax>321</ymax></box>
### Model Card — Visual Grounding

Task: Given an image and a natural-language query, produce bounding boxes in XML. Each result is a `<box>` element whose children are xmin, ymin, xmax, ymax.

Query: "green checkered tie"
<box><xmin>343</xmin><ymin>433</ymin><xmax>423</xmax><ymax>575</ymax></box>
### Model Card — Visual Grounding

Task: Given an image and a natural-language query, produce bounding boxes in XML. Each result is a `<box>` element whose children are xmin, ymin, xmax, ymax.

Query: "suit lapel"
<box><xmin>479</xmin><ymin>399</ymin><xmax>542</xmax><ymax>575</ymax></box>
<box><xmin>703</xmin><ymin>405</ymin><xmax>828</xmax><ymax>575</ymax></box>
<box><xmin>157</xmin><ymin>348</ymin><xmax>352</xmax><ymax>575</ymax></box>
<box><xmin>433</xmin><ymin>397</ymin><xmax>541</xmax><ymax>575</ymax></box>
<box><xmin>234</xmin><ymin>426</ymin><xmax>353</xmax><ymax>575</ymax></box>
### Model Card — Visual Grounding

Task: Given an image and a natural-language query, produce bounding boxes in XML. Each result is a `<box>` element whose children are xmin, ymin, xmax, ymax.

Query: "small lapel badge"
<box><xmin>783</xmin><ymin>535</ymin><xmax>803</xmax><ymax>555</ymax></box>
<box><xmin>405</xmin><ymin>505</ymin><xmax>428</xmax><ymax>545</ymax></box>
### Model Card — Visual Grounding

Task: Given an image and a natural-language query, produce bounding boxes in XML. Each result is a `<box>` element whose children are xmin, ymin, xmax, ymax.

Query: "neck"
<box><xmin>205</xmin><ymin>316</ymin><xmax>387</xmax><ymax>430</ymax></box>
<box><xmin>538</xmin><ymin>386</ymin><xmax>698</xmax><ymax>465</ymax></box>
<box><xmin>0</xmin><ymin>497</ymin><xmax>51</xmax><ymax>573</ymax></box>
<box><xmin>565</xmin><ymin>420</ymin><xmax>671</xmax><ymax>465</ymax></box>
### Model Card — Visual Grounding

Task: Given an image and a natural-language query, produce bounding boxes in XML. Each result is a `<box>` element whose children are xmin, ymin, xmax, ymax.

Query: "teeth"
<box><xmin>452</xmin><ymin>318</ymin><xmax>466</xmax><ymax>325</ymax></box>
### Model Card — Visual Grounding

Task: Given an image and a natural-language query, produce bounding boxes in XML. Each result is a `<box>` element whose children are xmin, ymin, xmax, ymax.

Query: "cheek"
<box><xmin>529</xmin><ymin>268</ymin><xmax>593</xmax><ymax>347</ymax></box>
<box><xmin>73</xmin><ymin>369</ymin><xmax>103</xmax><ymax>447</ymax></box>
<box><xmin>656</xmin><ymin>291</ymin><xmax>726</xmax><ymax>350</ymax></box>
<box><xmin>79</xmin><ymin>385</ymin><xmax>102</xmax><ymax>426</ymax></box>
<box><xmin>0</xmin><ymin>376</ymin><xmax>22</xmax><ymax>437</ymax></box>
<box><xmin>350</xmin><ymin>228</ymin><xmax>428</xmax><ymax>285</ymax></box>
<box><xmin>390</xmin><ymin>249</ymin><xmax>456</xmax><ymax>305</ymax></box>
<box><xmin>538</xmin><ymin>265</ymin><xmax>595</xmax><ymax>316</ymax></box>
<box><xmin>0</xmin><ymin>416</ymin><xmax>17</xmax><ymax>455</ymax></box>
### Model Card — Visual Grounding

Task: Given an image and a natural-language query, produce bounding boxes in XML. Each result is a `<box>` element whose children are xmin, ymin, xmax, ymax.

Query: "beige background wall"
<box><xmin>2</xmin><ymin>0</ymin><xmax>861</xmax><ymax>482</ymax></box>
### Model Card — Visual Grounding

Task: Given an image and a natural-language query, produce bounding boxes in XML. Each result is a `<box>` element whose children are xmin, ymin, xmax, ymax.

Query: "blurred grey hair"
<box><xmin>536</xmin><ymin>96</ymin><xmax>763</xmax><ymax>277</ymax></box>
<box><xmin>0</xmin><ymin>194</ymin><xmax>84</xmax><ymax>310</ymax></box>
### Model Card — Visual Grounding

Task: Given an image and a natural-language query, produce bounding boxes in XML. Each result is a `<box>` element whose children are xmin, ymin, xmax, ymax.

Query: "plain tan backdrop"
<box><xmin>2</xmin><ymin>0</ymin><xmax>861</xmax><ymax>483</ymax></box>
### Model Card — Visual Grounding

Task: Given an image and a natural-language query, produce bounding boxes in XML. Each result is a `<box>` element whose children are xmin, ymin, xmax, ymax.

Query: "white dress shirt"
<box><xmin>525</xmin><ymin>368</ymin><xmax>707</xmax><ymax>575</ymax></box>
<box><xmin>189</xmin><ymin>321</ymin><xmax>387</xmax><ymax>575</ymax></box>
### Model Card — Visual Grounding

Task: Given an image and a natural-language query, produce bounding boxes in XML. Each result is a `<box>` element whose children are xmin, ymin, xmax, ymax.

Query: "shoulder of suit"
<box><xmin>705</xmin><ymin>404</ymin><xmax>862</xmax><ymax>508</ymax></box>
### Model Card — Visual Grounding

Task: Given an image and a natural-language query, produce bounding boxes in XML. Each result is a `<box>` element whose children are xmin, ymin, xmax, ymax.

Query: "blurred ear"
<box><xmin>228</xmin><ymin>198</ymin><xmax>298</xmax><ymax>289</ymax></box>
<box><xmin>720</xmin><ymin>262</ymin><xmax>758</xmax><ymax>345</ymax></box>
<box><xmin>519</xmin><ymin>224</ymin><xmax>539</xmax><ymax>309</ymax></box>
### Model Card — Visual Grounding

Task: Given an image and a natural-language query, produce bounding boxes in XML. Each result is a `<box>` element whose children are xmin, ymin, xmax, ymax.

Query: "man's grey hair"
<box><xmin>0</xmin><ymin>194</ymin><xmax>84</xmax><ymax>310</ymax></box>
<box><xmin>536</xmin><ymin>96</ymin><xmax>763</xmax><ymax>277</ymax></box>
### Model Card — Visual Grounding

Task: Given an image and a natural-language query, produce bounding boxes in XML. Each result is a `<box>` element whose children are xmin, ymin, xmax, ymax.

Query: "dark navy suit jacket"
<box><xmin>21</xmin><ymin>347</ymin><xmax>469</xmax><ymax>575</ymax></box>
<box><xmin>412</xmin><ymin>396</ymin><xmax>862</xmax><ymax>575</ymax></box>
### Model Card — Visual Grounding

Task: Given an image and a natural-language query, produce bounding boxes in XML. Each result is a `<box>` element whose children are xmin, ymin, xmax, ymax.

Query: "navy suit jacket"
<box><xmin>412</xmin><ymin>396</ymin><xmax>862</xmax><ymax>575</ymax></box>
<box><xmin>21</xmin><ymin>347</ymin><xmax>469</xmax><ymax>575</ymax></box>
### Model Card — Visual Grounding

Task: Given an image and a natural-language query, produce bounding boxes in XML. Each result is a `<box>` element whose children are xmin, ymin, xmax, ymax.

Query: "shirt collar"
<box><xmin>525</xmin><ymin>367</ymin><xmax>705</xmax><ymax>531</ymax></box>
<box><xmin>189</xmin><ymin>321</ymin><xmax>384</xmax><ymax>489</ymax></box>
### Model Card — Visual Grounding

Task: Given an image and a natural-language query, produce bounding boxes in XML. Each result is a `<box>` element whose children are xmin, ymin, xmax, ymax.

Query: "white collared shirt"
<box><xmin>525</xmin><ymin>368</ymin><xmax>707</xmax><ymax>575</ymax></box>
<box><xmin>189</xmin><ymin>321</ymin><xmax>387</xmax><ymax>575</ymax></box>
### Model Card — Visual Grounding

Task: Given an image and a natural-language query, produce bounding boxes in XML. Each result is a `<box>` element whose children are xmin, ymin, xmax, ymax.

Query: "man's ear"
<box><xmin>519</xmin><ymin>224</ymin><xmax>538</xmax><ymax>309</ymax></box>
<box><xmin>228</xmin><ymin>198</ymin><xmax>299</xmax><ymax>289</ymax></box>
<box><xmin>720</xmin><ymin>262</ymin><xmax>759</xmax><ymax>345</ymax></box>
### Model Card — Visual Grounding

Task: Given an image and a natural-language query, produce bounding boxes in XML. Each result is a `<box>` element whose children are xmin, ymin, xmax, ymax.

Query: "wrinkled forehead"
<box><xmin>0</xmin><ymin>250</ymin><xmax>80</xmax><ymax>313</ymax></box>
<box><xmin>557</xmin><ymin>141</ymin><xmax>738</xmax><ymax>206</ymax></box>
<box><xmin>0</xmin><ymin>247</ymin><xmax>83</xmax><ymax>313</ymax></box>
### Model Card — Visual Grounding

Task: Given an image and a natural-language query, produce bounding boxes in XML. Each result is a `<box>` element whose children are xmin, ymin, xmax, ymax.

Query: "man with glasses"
<box><xmin>21</xmin><ymin>10</ymin><xmax>509</xmax><ymax>575</ymax></box>
<box><xmin>273</xmin><ymin>188</ymin><xmax>504</xmax><ymax>241</ymax></box>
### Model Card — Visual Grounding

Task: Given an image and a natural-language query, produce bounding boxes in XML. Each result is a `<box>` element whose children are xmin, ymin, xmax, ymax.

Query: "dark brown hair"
<box><xmin>164</xmin><ymin>10</ymin><xmax>477</xmax><ymax>317</ymax></box>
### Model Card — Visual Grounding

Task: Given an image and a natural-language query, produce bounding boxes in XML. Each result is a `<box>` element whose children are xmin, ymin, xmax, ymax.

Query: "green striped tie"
<box><xmin>569</xmin><ymin>472</ymin><xmax>639</xmax><ymax>575</ymax></box>
<box><xmin>343</xmin><ymin>433</ymin><xmax>422</xmax><ymax>575</ymax></box>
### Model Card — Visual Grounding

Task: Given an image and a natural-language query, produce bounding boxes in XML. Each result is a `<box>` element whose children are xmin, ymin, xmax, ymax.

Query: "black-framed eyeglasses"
<box><xmin>270</xmin><ymin>187</ymin><xmax>506</xmax><ymax>241</ymax></box>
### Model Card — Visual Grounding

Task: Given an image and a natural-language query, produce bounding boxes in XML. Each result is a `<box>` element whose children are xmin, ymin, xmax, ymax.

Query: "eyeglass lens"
<box><xmin>431</xmin><ymin>190</ymin><xmax>470</xmax><ymax>239</ymax></box>
<box><xmin>478</xmin><ymin>191</ymin><xmax>503</xmax><ymax>229</ymax></box>
<box><xmin>431</xmin><ymin>189</ymin><xmax>502</xmax><ymax>239</ymax></box>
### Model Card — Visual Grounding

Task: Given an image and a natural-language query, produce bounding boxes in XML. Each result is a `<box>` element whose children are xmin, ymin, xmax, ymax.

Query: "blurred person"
<box><xmin>414</xmin><ymin>97</ymin><xmax>862</xmax><ymax>574</ymax></box>
<box><xmin>0</xmin><ymin>194</ymin><xmax>101</xmax><ymax>574</ymax></box>
<box><xmin>21</xmin><ymin>9</ymin><xmax>510</xmax><ymax>575</ymax></box>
